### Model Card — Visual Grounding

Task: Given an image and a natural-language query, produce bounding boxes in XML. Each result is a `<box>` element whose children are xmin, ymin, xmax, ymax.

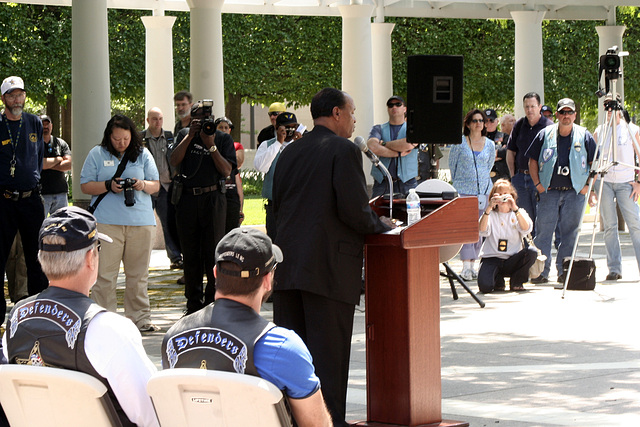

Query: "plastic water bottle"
<box><xmin>406</xmin><ymin>188</ymin><xmax>421</xmax><ymax>225</ymax></box>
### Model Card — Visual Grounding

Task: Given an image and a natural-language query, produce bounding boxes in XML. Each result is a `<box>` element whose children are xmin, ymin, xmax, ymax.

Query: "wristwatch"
<box><xmin>208</xmin><ymin>145</ymin><xmax>217</xmax><ymax>153</ymax></box>
<box><xmin>380</xmin><ymin>140</ymin><xmax>387</xmax><ymax>146</ymax></box>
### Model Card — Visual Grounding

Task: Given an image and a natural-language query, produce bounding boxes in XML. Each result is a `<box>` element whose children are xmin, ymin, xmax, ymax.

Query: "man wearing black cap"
<box><xmin>526</xmin><ymin>98</ymin><xmax>597</xmax><ymax>283</ymax></box>
<box><xmin>253</xmin><ymin>112</ymin><xmax>301</xmax><ymax>240</ymax></box>
<box><xmin>162</xmin><ymin>227</ymin><xmax>332</xmax><ymax>427</ymax></box>
<box><xmin>171</xmin><ymin>101</ymin><xmax>236</xmax><ymax>315</ymax></box>
<box><xmin>0</xmin><ymin>75</ymin><xmax>49</xmax><ymax>325</ymax></box>
<box><xmin>2</xmin><ymin>206</ymin><xmax>159</xmax><ymax>427</ymax></box>
<box><xmin>541</xmin><ymin>105</ymin><xmax>554</xmax><ymax>121</ymax></box>
<box><xmin>366</xmin><ymin>95</ymin><xmax>419</xmax><ymax>197</ymax></box>
<box><xmin>485</xmin><ymin>108</ymin><xmax>509</xmax><ymax>182</ymax></box>
<box><xmin>40</xmin><ymin>114</ymin><xmax>71</xmax><ymax>216</ymax></box>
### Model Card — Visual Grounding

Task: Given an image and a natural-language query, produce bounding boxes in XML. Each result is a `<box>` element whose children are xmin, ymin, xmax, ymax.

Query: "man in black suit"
<box><xmin>272</xmin><ymin>87</ymin><xmax>393</xmax><ymax>425</ymax></box>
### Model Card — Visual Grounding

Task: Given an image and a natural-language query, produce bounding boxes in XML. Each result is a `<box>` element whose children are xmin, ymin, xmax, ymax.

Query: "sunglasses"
<box><xmin>96</xmin><ymin>242</ymin><xmax>102</xmax><ymax>252</ymax></box>
<box><xmin>558</xmin><ymin>110</ymin><xmax>575</xmax><ymax>116</ymax></box>
<box><xmin>268</xmin><ymin>112</ymin><xmax>281</xmax><ymax>117</ymax></box>
<box><xmin>470</xmin><ymin>119</ymin><xmax>485</xmax><ymax>123</ymax></box>
<box><xmin>387</xmin><ymin>102</ymin><xmax>403</xmax><ymax>108</ymax></box>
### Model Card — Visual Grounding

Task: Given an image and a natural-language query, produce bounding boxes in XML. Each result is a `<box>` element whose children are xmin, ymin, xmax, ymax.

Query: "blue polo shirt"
<box><xmin>0</xmin><ymin>112</ymin><xmax>43</xmax><ymax>190</ymax></box>
<box><xmin>506</xmin><ymin>115</ymin><xmax>553</xmax><ymax>171</ymax></box>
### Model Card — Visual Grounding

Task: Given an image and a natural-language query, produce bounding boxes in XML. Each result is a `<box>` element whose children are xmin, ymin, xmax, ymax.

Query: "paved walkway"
<box><xmin>6</xmin><ymin>223</ymin><xmax>640</xmax><ymax>426</ymax></box>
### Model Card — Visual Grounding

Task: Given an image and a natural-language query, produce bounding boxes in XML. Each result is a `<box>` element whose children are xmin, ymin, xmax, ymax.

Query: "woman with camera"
<box><xmin>477</xmin><ymin>179</ymin><xmax>537</xmax><ymax>293</ymax></box>
<box><xmin>80</xmin><ymin>114</ymin><xmax>161</xmax><ymax>332</ymax></box>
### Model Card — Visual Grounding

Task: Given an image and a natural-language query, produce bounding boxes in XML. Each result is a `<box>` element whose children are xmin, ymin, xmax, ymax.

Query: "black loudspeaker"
<box><xmin>407</xmin><ymin>55</ymin><xmax>464</xmax><ymax>144</ymax></box>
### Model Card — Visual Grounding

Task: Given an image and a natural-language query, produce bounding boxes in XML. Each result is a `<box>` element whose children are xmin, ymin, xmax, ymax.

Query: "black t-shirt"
<box><xmin>257</xmin><ymin>125</ymin><xmax>275</xmax><ymax>146</ymax></box>
<box><xmin>41</xmin><ymin>136</ymin><xmax>71</xmax><ymax>195</ymax></box>
<box><xmin>176</xmin><ymin>129</ymin><xmax>236</xmax><ymax>188</ymax></box>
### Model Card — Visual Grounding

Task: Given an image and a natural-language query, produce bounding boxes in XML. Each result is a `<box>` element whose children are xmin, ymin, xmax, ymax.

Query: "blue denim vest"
<box><xmin>370</xmin><ymin>122</ymin><xmax>418</xmax><ymax>183</ymax></box>
<box><xmin>538</xmin><ymin>124</ymin><xmax>589</xmax><ymax>194</ymax></box>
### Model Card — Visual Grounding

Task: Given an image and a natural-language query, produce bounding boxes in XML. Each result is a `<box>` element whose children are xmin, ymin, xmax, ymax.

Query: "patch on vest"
<box><xmin>581</xmin><ymin>156</ymin><xmax>586</xmax><ymax>169</ymax></box>
<box><xmin>15</xmin><ymin>341</ymin><xmax>52</xmax><ymax>367</ymax></box>
<box><xmin>10</xmin><ymin>299</ymin><xmax>82</xmax><ymax>349</ymax></box>
<box><xmin>166</xmin><ymin>328</ymin><xmax>248</xmax><ymax>373</ymax></box>
<box><xmin>542</xmin><ymin>148</ymin><xmax>554</xmax><ymax>163</ymax></box>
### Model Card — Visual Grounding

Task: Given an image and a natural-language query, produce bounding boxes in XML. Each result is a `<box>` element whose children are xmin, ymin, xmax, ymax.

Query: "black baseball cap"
<box><xmin>541</xmin><ymin>105</ymin><xmax>553</xmax><ymax>114</ymax></box>
<box><xmin>216</xmin><ymin>228</ymin><xmax>283</xmax><ymax>278</ymax></box>
<box><xmin>387</xmin><ymin>96</ymin><xmax>404</xmax><ymax>107</ymax></box>
<box><xmin>484</xmin><ymin>109</ymin><xmax>498</xmax><ymax>120</ymax></box>
<box><xmin>275</xmin><ymin>112</ymin><xmax>298</xmax><ymax>127</ymax></box>
<box><xmin>39</xmin><ymin>206</ymin><xmax>112</xmax><ymax>252</ymax></box>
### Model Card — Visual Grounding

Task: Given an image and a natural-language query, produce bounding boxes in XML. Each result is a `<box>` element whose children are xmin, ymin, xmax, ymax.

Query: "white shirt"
<box><xmin>594</xmin><ymin>122</ymin><xmax>639</xmax><ymax>183</ymax></box>
<box><xmin>253</xmin><ymin>137</ymin><xmax>293</xmax><ymax>173</ymax></box>
<box><xmin>479</xmin><ymin>209</ymin><xmax>533</xmax><ymax>259</ymax></box>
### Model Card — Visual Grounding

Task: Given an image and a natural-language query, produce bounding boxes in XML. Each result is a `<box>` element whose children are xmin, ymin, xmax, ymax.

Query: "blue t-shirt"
<box><xmin>254</xmin><ymin>326</ymin><xmax>321</xmax><ymax>399</ymax></box>
<box><xmin>80</xmin><ymin>146</ymin><xmax>159</xmax><ymax>226</ymax></box>
<box><xmin>0</xmin><ymin>112</ymin><xmax>44</xmax><ymax>190</ymax></box>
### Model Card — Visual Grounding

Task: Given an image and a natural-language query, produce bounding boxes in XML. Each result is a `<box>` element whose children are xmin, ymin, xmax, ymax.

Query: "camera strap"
<box><xmin>87</xmin><ymin>154</ymin><xmax>130</xmax><ymax>214</ymax></box>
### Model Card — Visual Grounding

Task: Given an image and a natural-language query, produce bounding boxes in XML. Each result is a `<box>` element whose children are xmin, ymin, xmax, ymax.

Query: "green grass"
<box><xmin>243</xmin><ymin>195</ymin><xmax>266</xmax><ymax>225</ymax></box>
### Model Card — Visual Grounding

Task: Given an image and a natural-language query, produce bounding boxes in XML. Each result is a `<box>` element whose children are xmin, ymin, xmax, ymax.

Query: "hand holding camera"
<box><xmin>115</xmin><ymin>178</ymin><xmax>137</xmax><ymax>207</ymax></box>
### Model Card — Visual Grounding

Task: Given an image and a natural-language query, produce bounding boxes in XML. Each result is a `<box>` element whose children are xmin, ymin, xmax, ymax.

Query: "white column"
<box><xmin>596</xmin><ymin>25</ymin><xmax>626</xmax><ymax>124</ymax></box>
<box><xmin>187</xmin><ymin>0</ymin><xmax>225</xmax><ymax>118</ymax></box>
<box><xmin>142</xmin><ymin>15</ymin><xmax>177</xmax><ymax>132</ymax></box>
<box><xmin>339</xmin><ymin>4</ymin><xmax>375</xmax><ymax>142</ymax></box>
<box><xmin>371</xmin><ymin>22</ymin><xmax>395</xmax><ymax>125</ymax></box>
<box><xmin>511</xmin><ymin>11</ymin><xmax>545</xmax><ymax>118</ymax></box>
<box><xmin>71</xmin><ymin>0</ymin><xmax>111</xmax><ymax>203</ymax></box>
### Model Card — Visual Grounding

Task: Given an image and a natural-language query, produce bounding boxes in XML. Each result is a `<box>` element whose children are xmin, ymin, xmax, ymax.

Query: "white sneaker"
<box><xmin>471</xmin><ymin>269</ymin><xmax>478</xmax><ymax>280</ymax></box>
<box><xmin>460</xmin><ymin>269</ymin><xmax>474</xmax><ymax>281</ymax></box>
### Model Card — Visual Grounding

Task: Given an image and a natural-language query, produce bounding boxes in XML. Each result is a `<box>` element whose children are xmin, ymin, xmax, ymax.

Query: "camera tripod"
<box><xmin>561</xmin><ymin>82</ymin><xmax>640</xmax><ymax>297</ymax></box>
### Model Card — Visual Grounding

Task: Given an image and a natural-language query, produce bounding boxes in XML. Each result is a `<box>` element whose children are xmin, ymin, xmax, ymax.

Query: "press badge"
<box><xmin>104</xmin><ymin>160</ymin><xmax>115</xmax><ymax>167</ymax></box>
<box><xmin>498</xmin><ymin>239</ymin><xmax>508</xmax><ymax>252</ymax></box>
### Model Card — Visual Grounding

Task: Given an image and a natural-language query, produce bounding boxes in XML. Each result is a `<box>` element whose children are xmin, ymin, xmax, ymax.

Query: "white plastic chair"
<box><xmin>0</xmin><ymin>364</ymin><xmax>122</xmax><ymax>427</ymax></box>
<box><xmin>147</xmin><ymin>368</ymin><xmax>292</xmax><ymax>427</ymax></box>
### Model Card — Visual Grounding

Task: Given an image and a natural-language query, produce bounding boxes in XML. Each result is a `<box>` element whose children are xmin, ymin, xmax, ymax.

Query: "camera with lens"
<box><xmin>199</xmin><ymin>99</ymin><xmax>216</xmax><ymax>136</ymax></box>
<box><xmin>502</xmin><ymin>195</ymin><xmax>509</xmax><ymax>203</ymax></box>
<box><xmin>117</xmin><ymin>178</ymin><xmax>136</xmax><ymax>207</ymax></box>
<box><xmin>596</xmin><ymin>46</ymin><xmax>628</xmax><ymax>98</ymax></box>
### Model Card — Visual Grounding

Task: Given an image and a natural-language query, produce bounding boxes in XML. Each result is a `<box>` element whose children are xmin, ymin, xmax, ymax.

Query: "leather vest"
<box><xmin>162</xmin><ymin>298</ymin><xmax>275</xmax><ymax>376</ymax></box>
<box><xmin>6</xmin><ymin>287</ymin><xmax>134</xmax><ymax>427</ymax></box>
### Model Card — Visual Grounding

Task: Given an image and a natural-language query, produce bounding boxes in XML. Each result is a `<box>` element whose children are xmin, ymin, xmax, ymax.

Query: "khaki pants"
<box><xmin>92</xmin><ymin>223</ymin><xmax>155</xmax><ymax>328</ymax></box>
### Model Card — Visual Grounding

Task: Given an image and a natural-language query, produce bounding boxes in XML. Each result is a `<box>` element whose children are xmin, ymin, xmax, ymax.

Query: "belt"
<box><xmin>518</xmin><ymin>169</ymin><xmax>530</xmax><ymax>175</ymax></box>
<box><xmin>548</xmin><ymin>187</ymin><xmax>573</xmax><ymax>191</ymax></box>
<box><xmin>2</xmin><ymin>188</ymin><xmax>36</xmax><ymax>201</ymax></box>
<box><xmin>185</xmin><ymin>184</ymin><xmax>218</xmax><ymax>196</ymax></box>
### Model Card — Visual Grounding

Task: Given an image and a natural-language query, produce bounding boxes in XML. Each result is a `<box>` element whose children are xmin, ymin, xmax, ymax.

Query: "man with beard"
<box><xmin>0</xmin><ymin>76</ymin><xmax>49</xmax><ymax>325</ymax></box>
<box><xmin>173</xmin><ymin>90</ymin><xmax>193</xmax><ymax>136</ymax></box>
<box><xmin>40</xmin><ymin>114</ymin><xmax>72</xmax><ymax>216</ymax></box>
<box><xmin>162</xmin><ymin>227</ymin><xmax>332</xmax><ymax>427</ymax></box>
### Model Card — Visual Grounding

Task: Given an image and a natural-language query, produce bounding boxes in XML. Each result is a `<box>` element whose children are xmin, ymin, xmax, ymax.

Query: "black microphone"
<box><xmin>353</xmin><ymin>136</ymin><xmax>380</xmax><ymax>166</ymax></box>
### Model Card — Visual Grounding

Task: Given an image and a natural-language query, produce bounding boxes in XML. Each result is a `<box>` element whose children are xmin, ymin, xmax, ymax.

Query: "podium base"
<box><xmin>351</xmin><ymin>420</ymin><xmax>469</xmax><ymax>427</ymax></box>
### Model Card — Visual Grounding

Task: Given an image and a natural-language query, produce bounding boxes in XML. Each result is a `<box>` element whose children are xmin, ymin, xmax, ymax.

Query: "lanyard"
<box><xmin>3</xmin><ymin>113</ymin><xmax>23</xmax><ymax>178</ymax></box>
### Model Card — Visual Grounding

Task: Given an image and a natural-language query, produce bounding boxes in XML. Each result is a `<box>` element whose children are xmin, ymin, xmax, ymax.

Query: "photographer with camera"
<box><xmin>170</xmin><ymin>100</ymin><xmax>235</xmax><ymax>315</ymax></box>
<box><xmin>80</xmin><ymin>114</ymin><xmax>161</xmax><ymax>332</ymax></box>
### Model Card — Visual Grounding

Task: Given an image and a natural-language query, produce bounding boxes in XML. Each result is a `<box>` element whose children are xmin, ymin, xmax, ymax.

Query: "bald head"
<box><xmin>147</xmin><ymin>107</ymin><xmax>164</xmax><ymax>136</ymax></box>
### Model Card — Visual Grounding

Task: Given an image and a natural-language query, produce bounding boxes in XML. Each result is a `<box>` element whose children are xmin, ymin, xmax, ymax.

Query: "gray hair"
<box><xmin>37</xmin><ymin>235</ymin><xmax>95</xmax><ymax>280</ymax></box>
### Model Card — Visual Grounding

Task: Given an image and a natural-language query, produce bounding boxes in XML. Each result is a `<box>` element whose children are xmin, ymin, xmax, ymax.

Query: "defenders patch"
<box><xmin>10</xmin><ymin>299</ymin><xmax>82</xmax><ymax>349</ymax></box>
<box><xmin>166</xmin><ymin>327</ymin><xmax>248</xmax><ymax>373</ymax></box>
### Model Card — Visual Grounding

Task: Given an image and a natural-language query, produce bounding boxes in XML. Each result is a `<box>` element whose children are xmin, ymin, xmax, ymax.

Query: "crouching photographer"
<box><xmin>170</xmin><ymin>100</ymin><xmax>236</xmax><ymax>315</ymax></box>
<box><xmin>80</xmin><ymin>114</ymin><xmax>161</xmax><ymax>332</ymax></box>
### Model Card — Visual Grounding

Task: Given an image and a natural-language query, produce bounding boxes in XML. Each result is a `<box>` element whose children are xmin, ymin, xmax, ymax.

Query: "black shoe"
<box><xmin>170</xmin><ymin>259</ymin><xmax>184</xmax><ymax>270</ymax></box>
<box><xmin>606</xmin><ymin>272</ymin><xmax>622</xmax><ymax>281</ymax></box>
<box><xmin>557</xmin><ymin>274</ymin><xmax>566</xmax><ymax>284</ymax></box>
<box><xmin>177</xmin><ymin>275</ymin><xmax>186</xmax><ymax>285</ymax></box>
<box><xmin>530</xmin><ymin>275</ymin><xmax>548</xmax><ymax>284</ymax></box>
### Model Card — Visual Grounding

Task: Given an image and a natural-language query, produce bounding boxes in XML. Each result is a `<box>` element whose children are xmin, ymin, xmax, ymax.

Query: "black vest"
<box><xmin>6</xmin><ymin>287</ymin><xmax>135</xmax><ymax>426</ymax></box>
<box><xmin>162</xmin><ymin>298</ymin><xmax>274</xmax><ymax>376</ymax></box>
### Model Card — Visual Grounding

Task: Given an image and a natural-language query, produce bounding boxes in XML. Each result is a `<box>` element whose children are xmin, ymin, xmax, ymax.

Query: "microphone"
<box><xmin>353</xmin><ymin>136</ymin><xmax>380</xmax><ymax>166</ymax></box>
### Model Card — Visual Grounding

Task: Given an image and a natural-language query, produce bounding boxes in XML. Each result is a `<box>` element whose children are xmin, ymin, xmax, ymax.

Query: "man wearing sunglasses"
<box><xmin>257</xmin><ymin>101</ymin><xmax>286</xmax><ymax>146</ymax></box>
<box><xmin>40</xmin><ymin>114</ymin><xmax>72</xmax><ymax>216</ymax></box>
<box><xmin>526</xmin><ymin>98</ymin><xmax>597</xmax><ymax>284</ymax></box>
<box><xmin>366</xmin><ymin>95</ymin><xmax>419</xmax><ymax>198</ymax></box>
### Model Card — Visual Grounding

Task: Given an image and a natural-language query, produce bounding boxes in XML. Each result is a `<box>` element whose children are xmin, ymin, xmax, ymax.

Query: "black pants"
<box><xmin>0</xmin><ymin>194</ymin><xmax>49</xmax><ymax>324</ymax></box>
<box><xmin>225</xmin><ymin>188</ymin><xmax>241</xmax><ymax>234</ymax></box>
<box><xmin>175</xmin><ymin>191</ymin><xmax>226</xmax><ymax>313</ymax></box>
<box><xmin>273</xmin><ymin>289</ymin><xmax>354</xmax><ymax>427</ymax></box>
<box><xmin>265</xmin><ymin>200</ymin><xmax>276</xmax><ymax>241</ymax></box>
<box><xmin>478</xmin><ymin>247</ymin><xmax>537</xmax><ymax>293</ymax></box>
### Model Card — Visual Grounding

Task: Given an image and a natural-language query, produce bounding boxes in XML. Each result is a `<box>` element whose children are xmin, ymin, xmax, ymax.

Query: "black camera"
<box><xmin>597</xmin><ymin>46</ymin><xmax>628</xmax><ymax>97</ymax></box>
<box><xmin>118</xmin><ymin>178</ymin><xmax>136</xmax><ymax>207</ymax></box>
<box><xmin>199</xmin><ymin>99</ymin><xmax>216</xmax><ymax>136</ymax></box>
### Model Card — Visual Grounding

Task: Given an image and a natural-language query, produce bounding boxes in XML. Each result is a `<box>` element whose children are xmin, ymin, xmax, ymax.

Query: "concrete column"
<box><xmin>339</xmin><ymin>4</ymin><xmax>375</xmax><ymax>141</ymax></box>
<box><xmin>187</xmin><ymin>0</ymin><xmax>225</xmax><ymax>118</ymax></box>
<box><xmin>511</xmin><ymin>11</ymin><xmax>546</xmax><ymax>118</ymax></box>
<box><xmin>71</xmin><ymin>0</ymin><xmax>111</xmax><ymax>204</ymax></box>
<box><xmin>596</xmin><ymin>25</ymin><xmax>626</xmax><ymax>124</ymax></box>
<box><xmin>142</xmin><ymin>15</ymin><xmax>177</xmax><ymax>132</ymax></box>
<box><xmin>371</xmin><ymin>22</ymin><xmax>395</xmax><ymax>125</ymax></box>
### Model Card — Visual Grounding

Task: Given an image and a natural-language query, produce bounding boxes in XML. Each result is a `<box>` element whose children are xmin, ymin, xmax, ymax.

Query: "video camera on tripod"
<box><xmin>596</xmin><ymin>45</ymin><xmax>628</xmax><ymax>99</ymax></box>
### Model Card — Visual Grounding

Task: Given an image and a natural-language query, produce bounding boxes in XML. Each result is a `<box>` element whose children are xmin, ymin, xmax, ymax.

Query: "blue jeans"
<box><xmin>534</xmin><ymin>189</ymin><xmax>586</xmax><ymax>278</ymax></box>
<box><xmin>42</xmin><ymin>193</ymin><xmax>68</xmax><ymax>216</ymax></box>
<box><xmin>600</xmin><ymin>181</ymin><xmax>640</xmax><ymax>275</ymax></box>
<box><xmin>511</xmin><ymin>173</ymin><xmax>538</xmax><ymax>235</ymax></box>
<box><xmin>152</xmin><ymin>186</ymin><xmax>182</xmax><ymax>263</ymax></box>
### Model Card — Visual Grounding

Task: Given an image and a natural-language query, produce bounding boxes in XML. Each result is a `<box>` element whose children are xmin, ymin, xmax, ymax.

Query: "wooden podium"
<box><xmin>358</xmin><ymin>196</ymin><xmax>478</xmax><ymax>427</ymax></box>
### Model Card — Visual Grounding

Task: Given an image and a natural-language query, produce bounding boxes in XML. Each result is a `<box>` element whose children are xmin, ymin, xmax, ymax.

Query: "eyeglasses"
<box><xmin>387</xmin><ymin>102</ymin><xmax>403</xmax><ymax>108</ymax></box>
<box><xmin>268</xmin><ymin>112</ymin><xmax>281</xmax><ymax>117</ymax></box>
<box><xmin>4</xmin><ymin>91</ymin><xmax>25</xmax><ymax>101</ymax></box>
<box><xmin>558</xmin><ymin>110</ymin><xmax>575</xmax><ymax>116</ymax></box>
<box><xmin>470</xmin><ymin>119</ymin><xmax>485</xmax><ymax>123</ymax></box>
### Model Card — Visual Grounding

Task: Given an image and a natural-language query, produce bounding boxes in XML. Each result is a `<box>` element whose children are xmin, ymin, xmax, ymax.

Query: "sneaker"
<box><xmin>170</xmin><ymin>259</ymin><xmax>184</xmax><ymax>270</ymax></box>
<box><xmin>606</xmin><ymin>272</ymin><xmax>622</xmax><ymax>281</ymax></box>
<box><xmin>139</xmin><ymin>323</ymin><xmax>160</xmax><ymax>333</ymax></box>
<box><xmin>530</xmin><ymin>275</ymin><xmax>548</xmax><ymax>284</ymax></box>
<box><xmin>557</xmin><ymin>274</ymin><xmax>566</xmax><ymax>284</ymax></box>
<box><xmin>471</xmin><ymin>269</ymin><xmax>478</xmax><ymax>280</ymax></box>
<box><xmin>460</xmin><ymin>269</ymin><xmax>474</xmax><ymax>281</ymax></box>
<box><xmin>177</xmin><ymin>275</ymin><xmax>186</xmax><ymax>285</ymax></box>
